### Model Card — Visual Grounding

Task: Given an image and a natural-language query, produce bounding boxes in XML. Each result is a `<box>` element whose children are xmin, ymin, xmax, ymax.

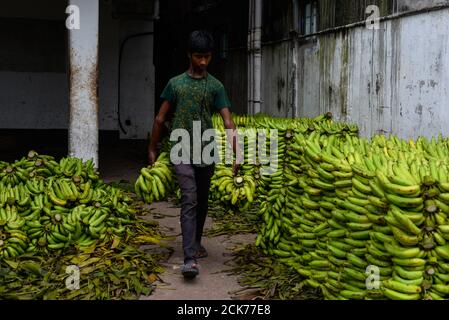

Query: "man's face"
<box><xmin>190</xmin><ymin>52</ymin><xmax>212</xmax><ymax>71</ymax></box>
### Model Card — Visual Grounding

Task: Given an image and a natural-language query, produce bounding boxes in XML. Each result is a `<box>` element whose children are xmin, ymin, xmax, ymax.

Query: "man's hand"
<box><xmin>232</xmin><ymin>161</ymin><xmax>241</xmax><ymax>176</ymax></box>
<box><xmin>233</xmin><ymin>149</ymin><xmax>244</xmax><ymax>176</ymax></box>
<box><xmin>148</xmin><ymin>149</ymin><xmax>157</xmax><ymax>166</ymax></box>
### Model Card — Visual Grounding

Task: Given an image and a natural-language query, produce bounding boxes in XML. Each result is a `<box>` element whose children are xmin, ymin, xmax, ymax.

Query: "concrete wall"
<box><xmin>99</xmin><ymin>0</ymin><xmax>119</xmax><ymax>131</ymax></box>
<box><xmin>296</xmin><ymin>7</ymin><xmax>449</xmax><ymax>139</ymax></box>
<box><xmin>257</xmin><ymin>0</ymin><xmax>449</xmax><ymax>124</ymax></box>
<box><xmin>0</xmin><ymin>0</ymin><xmax>68</xmax><ymax>129</ymax></box>
<box><xmin>0</xmin><ymin>0</ymin><xmax>154</xmax><ymax>139</ymax></box>
<box><xmin>0</xmin><ymin>0</ymin><xmax>67</xmax><ymax>20</ymax></box>
<box><xmin>118</xmin><ymin>20</ymin><xmax>154</xmax><ymax>139</ymax></box>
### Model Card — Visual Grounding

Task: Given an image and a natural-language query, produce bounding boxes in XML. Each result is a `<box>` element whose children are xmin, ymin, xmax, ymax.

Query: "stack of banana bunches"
<box><xmin>135</xmin><ymin>113</ymin><xmax>449</xmax><ymax>300</ymax></box>
<box><xmin>0</xmin><ymin>150</ymin><xmax>136</xmax><ymax>260</ymax></box>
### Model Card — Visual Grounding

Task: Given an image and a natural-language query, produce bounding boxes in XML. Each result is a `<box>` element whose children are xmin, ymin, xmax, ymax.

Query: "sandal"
<box><xmin>193</xmin><ymin>246</ymin><xmax>208</xmax><ymax>259</ymax></box>
<box><xmin>182</xmin><ymin>260</ymin><xmax>199</xmax><ymax>278</ymax></box>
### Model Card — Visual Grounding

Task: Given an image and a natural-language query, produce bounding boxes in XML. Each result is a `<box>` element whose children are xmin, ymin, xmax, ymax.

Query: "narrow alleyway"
<box><xmin>140</xmin><ymin>201</ymin><xmax>256</xmax><ymax>300</ymax></box>
<box><xmin>96</xmin><ymin>138</ymin><xmax>257</xmax><ymax>299</ymax></box>
<box><xmin>95</xmin><ymin>138</ymin><xmax>255</xmax><ymax>299</ymax></box>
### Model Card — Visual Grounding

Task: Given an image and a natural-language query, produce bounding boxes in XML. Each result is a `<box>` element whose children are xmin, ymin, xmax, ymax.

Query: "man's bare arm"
<box><xmin>219</xmin><ymin>107</ymin><xmax>242</xmax><ymax>175</ymax></box>
<box><xmin>148</xmin><ymin>100</ymin><xmax>171</xmax><ymax>165</ymax></box>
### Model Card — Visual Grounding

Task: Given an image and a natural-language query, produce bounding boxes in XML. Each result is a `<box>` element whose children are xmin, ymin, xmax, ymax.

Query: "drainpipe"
<box><xmin>247</xmin><ymin>0</ymin><xmax>254</xmax><ymax>114</ymax></box>
<box><xmin>68</xmin><ymin>0</ymin><xmax>99</xmax><ymax>167</ymax></box>
<box><xmin>291</xmin><ymin>0</ymin><xmax>299</xmax><ymax>118</ymax></box>
<box><xmin>247</xmin><ymin>0</ymin><xmax>262</xmax><ymax>115</ymax></box>
<box><xmin>291</xmin><ymin>39</ymin><xmax>298</xmax><ymax>118</ymax></box>
<box><xmin>253</xmin><ymin>0</ymin><xmax>262</xmax><ymax>115</ymax></box>
<box><xmin>153</xmin><ymin>0</ymin><xmax>160</xmax><ymax>20</ymax></box>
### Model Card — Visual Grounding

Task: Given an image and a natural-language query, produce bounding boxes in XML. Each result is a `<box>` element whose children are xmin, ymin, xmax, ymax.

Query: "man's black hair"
<box><xmin>187</xmin><ymin>30</ymin><xmax>214</xmax><ymax>53</ymax></box>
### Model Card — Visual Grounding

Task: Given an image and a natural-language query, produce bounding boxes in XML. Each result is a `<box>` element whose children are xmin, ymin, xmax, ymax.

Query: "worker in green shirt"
<box><xmin>148</xmin><ymin>30</ymin><xmax>240</xmax><ymax>278</ymax></box>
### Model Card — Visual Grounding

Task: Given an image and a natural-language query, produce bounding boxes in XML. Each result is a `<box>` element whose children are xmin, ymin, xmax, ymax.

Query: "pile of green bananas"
<box><xmin>136</xmin><ymin>112</ymin><xmax>449</xmax><ymax>300</ymax></box>
<box><xmin>250</xmin><ymin>118</ymin><xmax>358</xmax><ymax>254</ymax></box>
<box><xmin>135</xmin><ymin>152</ymin><xmax>175</xmax><ymax>203</ymax></box>
<box><xmin>137</xmin><ymin>113</ymin><xmax>356</xmax><ymax>209</ymax></box>
<box><xmin>206</xmin><ymin>113</ymin><xmax>356</xmax><ymax>210</ymax></box>
<box><xmin>0</xmin><ymin>152</ymin><xmax>137</xmax><ymax>260</ymax></box>
<box><xmin>0</xmin><ymin>150</ymin><xmax>99</xmax><ymax>184</ymax></box>
<box><xmin>0</xmin><ymin>151</ymin><xmax>168</xmax><ymax>300</ymax></box>
<box><xmin>252</xmin><ymin>129</ymin><xmax>449</xmax><ymax>300</ymax></box>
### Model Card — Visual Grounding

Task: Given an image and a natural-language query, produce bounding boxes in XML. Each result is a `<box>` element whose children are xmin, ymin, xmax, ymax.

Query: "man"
<box><xmin>148</xmin><ymin>30</ymin><xmax>240</xmax><ymax>278</ymax></box>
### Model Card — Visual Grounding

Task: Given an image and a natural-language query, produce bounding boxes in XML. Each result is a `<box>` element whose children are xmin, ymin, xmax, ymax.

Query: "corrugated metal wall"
<box><xmin>222</xmin><ymin>49</ymin><xmax>248</xmax><ymax>114</ymax></box>
<box><xmin>261</xmin><ymin>42</ymin><xmax>294</xmax><ymax>117</ymax></box>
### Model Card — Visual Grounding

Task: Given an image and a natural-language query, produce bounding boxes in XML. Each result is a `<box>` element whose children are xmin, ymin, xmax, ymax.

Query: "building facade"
<box><xmin>1</xmin><ymin>0</ymin><xmax>449</xmax><ymax>163</ymax></box>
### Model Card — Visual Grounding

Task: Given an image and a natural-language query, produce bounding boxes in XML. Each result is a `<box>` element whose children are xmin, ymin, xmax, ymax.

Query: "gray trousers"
<box><xmin>174</xmin><ymin>164</ymin><xmax>215</xmax><ymax>263</ymax></box>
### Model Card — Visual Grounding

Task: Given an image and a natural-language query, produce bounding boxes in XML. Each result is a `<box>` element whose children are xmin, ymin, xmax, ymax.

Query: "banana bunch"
<box><xmin>0</xmin><ymin>227</ymin><xmax>28</xmax><ymax>259</ymax></box>
<box><xmin>256</xmin><ymin>169</ymin><xmax>291</xmax><ymax>254</ymax></box>
<box><xmin>210</xmin><ymin>165</ymin><xmax>257</xmax><ymax>211</ymax></box>
<box><xmin>21</xmin><ymin>151</ymin><xmax>60</xmax><ymax>178</ymax></box>
<box><xmin>0</xmin><ymin>204</ymin><xmax>26</xmax><ymax>229</ymax></box>
<box><xmin>0</xmin><ymin>204</ymin><xmax>28</xmax><ymax>259</ymax></box>
<box><xmin>135</xmin><ymin>152</ymin><xmax>175</xmax><ymax>203</ymax></box>
<box><xmin>0</xmin><ymin>182</ymin><xmax>32</xmax><ymax>208</ymax></box>
<box><xmin>0</xmin><ymin>163</ymin><xmax>30</xmax><ymax>186</ymax></box>
<box><xmin>58</xmin><ymin>157</ymin><xmax>99</xmax><ymax>182</ymax></box>
<box><xmin>24</xmin><ymin>210</ymin><xmax>73</xmax><ymax>251</ymax></box>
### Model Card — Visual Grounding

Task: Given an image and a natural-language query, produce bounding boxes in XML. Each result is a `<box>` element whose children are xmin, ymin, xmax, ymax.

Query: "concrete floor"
<box><xmin>0</xmin><ymin>131</ymin><xmax>255</xmax><ymax>300</ymax></box>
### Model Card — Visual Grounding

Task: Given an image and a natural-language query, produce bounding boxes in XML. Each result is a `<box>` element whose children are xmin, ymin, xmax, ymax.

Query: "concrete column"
<box><xmin>68</xmin><ymin>0</ymin><xmax>99</xmax><ymax>167</ymax></box>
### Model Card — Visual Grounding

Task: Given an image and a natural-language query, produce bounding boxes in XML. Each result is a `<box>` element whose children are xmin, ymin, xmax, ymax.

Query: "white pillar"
<box><xmin>68</xmin><ymin>0</ymin><xmax>99</xmax><ymax>167</ymax></box>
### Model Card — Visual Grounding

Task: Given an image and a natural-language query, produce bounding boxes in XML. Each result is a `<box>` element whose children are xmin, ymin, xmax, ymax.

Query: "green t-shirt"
<box><xmin>160</xmin><ymin>72</ymin><xmax>231</xmax><ymax>166</ymax></box>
